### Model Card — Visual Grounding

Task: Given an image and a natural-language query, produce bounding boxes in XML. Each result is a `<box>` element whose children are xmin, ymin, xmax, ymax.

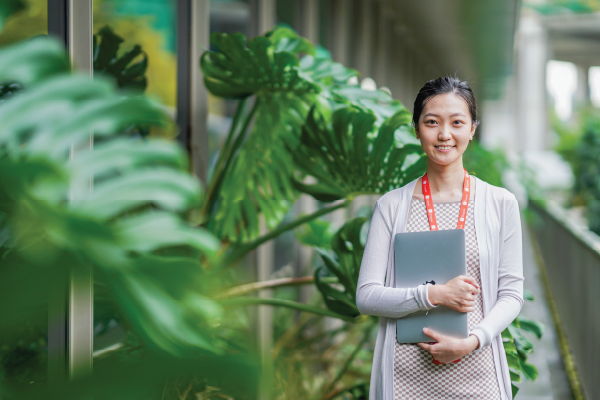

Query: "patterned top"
<box><xmin>393</xmin><ymin>196</ymin><xmax>501</xmax><ymax>400</ymax></box>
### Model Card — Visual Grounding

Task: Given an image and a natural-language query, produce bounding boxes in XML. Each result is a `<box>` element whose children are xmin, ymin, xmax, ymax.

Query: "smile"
<box><xmin>435</xmin><ymin>145</ymin><xmax>455</xmax><ymax>151</ymax></box>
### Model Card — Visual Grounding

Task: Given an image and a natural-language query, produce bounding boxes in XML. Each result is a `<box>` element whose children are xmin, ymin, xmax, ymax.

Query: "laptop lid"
<box><xmin>394</xmin><ymin>229</ymin><xmax>468</xmax><ymax>344</ymax></box>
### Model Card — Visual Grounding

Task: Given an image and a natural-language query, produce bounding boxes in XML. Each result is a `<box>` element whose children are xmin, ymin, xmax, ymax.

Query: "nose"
<box><xmin>438</xmin><ymin>123</ymin><xmax>453</xmax><ymax>141</ymax></box>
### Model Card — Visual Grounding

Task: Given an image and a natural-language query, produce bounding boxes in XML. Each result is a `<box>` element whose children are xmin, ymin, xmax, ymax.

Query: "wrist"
<box><xmin>428</xmin><ymin>284</ymin><xmax>445</xmax><ymax>306</ymax></box>
<box><xmin>466</xmin><ymin>334</ymin><xmax>480</xmax><ymax>352</ymax></box>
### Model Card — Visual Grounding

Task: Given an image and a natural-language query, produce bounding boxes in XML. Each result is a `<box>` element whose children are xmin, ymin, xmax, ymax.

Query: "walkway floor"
<box><xmin>515</xmin><ymin>222</ymin><xmax>573</xmax><ymax>400</ymax></box>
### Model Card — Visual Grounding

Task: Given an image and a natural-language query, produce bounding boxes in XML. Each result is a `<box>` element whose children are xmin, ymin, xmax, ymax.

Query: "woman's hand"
<box><xmin>417</xmin><ymin>328</ymin><xmax>480</xmax><ymax>364</ymax></box>
<box><xmin>427</xmin><ymin>275</ymin><xmax>480</xmax><ymax>312</ymax></box>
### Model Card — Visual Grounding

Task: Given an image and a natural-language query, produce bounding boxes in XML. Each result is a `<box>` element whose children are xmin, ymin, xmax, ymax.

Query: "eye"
<box><xmin>426</xmin><ymin>119</ymin><xmax>437</xmax><ymax>124</ymax></box>
<box><xmin>453</xmin><ymin>120</ymin><xmax>464</xmax><ymax>125</ymax></box>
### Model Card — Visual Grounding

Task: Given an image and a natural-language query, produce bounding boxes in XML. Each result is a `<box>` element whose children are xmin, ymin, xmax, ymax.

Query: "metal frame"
<box><xmin>47</xmin><ymin>0</ymin><xmax>94</xmax><ymax>386</ymax></box>
<box><xmin>176</xmin><ymin>0</ymin><xmax>192</xmax><ymax>153</ymax></box>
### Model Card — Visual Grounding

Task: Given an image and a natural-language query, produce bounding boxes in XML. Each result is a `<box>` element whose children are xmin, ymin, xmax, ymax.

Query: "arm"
<box><xmin>470</xmin><ymin>195</ymin><xmax>524</xmax><ymax>350</ymax></box>
<box><xmin>356</xmin><ymin>200</ymin><xmax>437</xmax><ymax>318</ymax></box>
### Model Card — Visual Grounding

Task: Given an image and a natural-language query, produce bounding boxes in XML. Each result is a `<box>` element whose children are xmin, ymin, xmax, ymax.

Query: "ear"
<box><xmin>470</xmin><ymin>121</ymin><xmax>477</xmax><ymax>137</ymax></box>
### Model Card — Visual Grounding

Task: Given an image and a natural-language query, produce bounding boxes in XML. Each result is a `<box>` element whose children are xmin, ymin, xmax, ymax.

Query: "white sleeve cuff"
<box><xmin>416</xmin><ymin>284</ymin><xmax>439</xmax><ymax>310</ymax></box>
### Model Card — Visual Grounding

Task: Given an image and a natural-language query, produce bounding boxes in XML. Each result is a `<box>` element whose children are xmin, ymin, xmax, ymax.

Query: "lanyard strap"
<box><xmin>421</xmin><ymin>168</ymin><xmax>470</xmax><ymax>230</ymax></box>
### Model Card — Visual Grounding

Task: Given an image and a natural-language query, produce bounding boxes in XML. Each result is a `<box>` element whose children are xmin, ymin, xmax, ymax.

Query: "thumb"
<box><xmin>423</xmin><ymin>327</ymin><xmax>441</xmax><ymax>342</ymax></box>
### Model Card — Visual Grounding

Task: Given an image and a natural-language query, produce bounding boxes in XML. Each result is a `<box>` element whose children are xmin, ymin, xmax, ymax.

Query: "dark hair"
<box><xmin>412</xmin><ymin>76</ymin><xmax>479</xmax><ymax>129</ymax></box>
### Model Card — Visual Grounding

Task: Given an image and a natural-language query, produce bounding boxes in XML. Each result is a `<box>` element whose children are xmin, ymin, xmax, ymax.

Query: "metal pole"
<box><xmin>190</xmin><ymin>0</ymin><xmax>210</xmax><ymax>186</ymax></box>
<box><xmin>177</xmin><ymin>0</ymin><xmax>192</xmax><ymax>152</ymax></box>
<box><xmin>47</xmin><ymin>0</ymin><xmax>94</xmax><ymax>388</ymax></box>
<box><xmin>67</xmin><ymin>0</ymin><xmax>94</xmax><ymax>383</ymax></box>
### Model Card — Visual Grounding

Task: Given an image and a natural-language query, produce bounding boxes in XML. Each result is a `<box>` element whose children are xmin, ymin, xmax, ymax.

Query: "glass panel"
<box><xmin>91</xmin><ymin>0</ymin><xmax>178</xmax><ymax>362</ymax></box>
<box><xmin>93</xmin><ymin>0</ymin><xmax>178</xmax><ymax>114</ymax></box>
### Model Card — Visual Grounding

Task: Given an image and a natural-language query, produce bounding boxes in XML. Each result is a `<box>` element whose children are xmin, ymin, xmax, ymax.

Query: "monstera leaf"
<box><xmin>0</xmin><ymin>36</ymin><xmax>223</xmax><ymax>357</ymax></box>
<box><xmin>93</xmin><ymin>25</ymin><xmax>148</xmax><ymax>92</ymax></box>
<box><xmin>201</xmin><ymin>27</ymin><xmax>318</xmax><ymax>99</ymax></box>
<box><xmin>299</xmin><ymin>55</ymin><xmax>358</xmax><ymax>85</ymax></box>
<box><xmin>290</xmin><ymin>105</ymin><xmax>427</xmax><ymax>202</ymax></box>
<box><xmin>314</xmin><ymin>217</ymin><xmax>368</xmax><ymax>318</ymax></box>
<box><xmin>201</xmin><ymin>27</ymin><xmax>332</xmax><ymax>243</ymax></box>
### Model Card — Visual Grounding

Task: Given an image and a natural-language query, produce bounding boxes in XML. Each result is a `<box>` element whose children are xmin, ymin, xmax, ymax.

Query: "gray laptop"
<box><xmin>394</xmin><ymin>229</ymin><xmax>469</xmax><ymax>343</ymax></box>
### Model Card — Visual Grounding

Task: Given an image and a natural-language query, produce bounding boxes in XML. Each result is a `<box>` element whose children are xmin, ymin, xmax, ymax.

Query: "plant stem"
<box><xmin>201</xmin><ymin>97</ymin><xmax>258</xmax><ymax>223</ymax></box>
<box><xmin>214</xmin><ymin>276</ymin><xmax>338</xmax><ymax>299</ymax></box>
<box><xmin>319</xmin><ymin>320</ymin><xmax>375</xmax><ymax>399</ymax></box>
<box><xmin>214</xmin><ymin>198</ymin><xmax>350</xmax><ymax>271</ymax></box>
<box><xmin>217</xmin><ymin>297</ymin><xmax>355</xmax><ymax>322</ymax></box>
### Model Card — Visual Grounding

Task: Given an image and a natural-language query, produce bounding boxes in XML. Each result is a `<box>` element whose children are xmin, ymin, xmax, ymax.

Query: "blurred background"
<box><xmin>1</xmin><ymin>0</ymin><xmax>600</xmax><ymax>399</ymax></box>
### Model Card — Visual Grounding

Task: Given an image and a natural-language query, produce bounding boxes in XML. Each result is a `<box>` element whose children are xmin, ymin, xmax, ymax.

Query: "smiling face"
<box><xmin>415</xmin><ymin>92</ymin><xmax>476</xmax><ymax>168</ymax></box>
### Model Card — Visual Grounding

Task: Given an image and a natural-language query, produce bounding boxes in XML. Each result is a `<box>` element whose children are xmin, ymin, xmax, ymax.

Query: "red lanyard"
<box><xmin>421</xmin><ymin>168</ymin><xmax>470</xmax><ymax>230</ymax></box>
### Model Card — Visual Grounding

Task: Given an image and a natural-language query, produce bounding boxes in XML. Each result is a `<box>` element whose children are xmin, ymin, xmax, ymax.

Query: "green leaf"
<box><xmin>523</xmin><ymin>288</ymin><xmax>535</xmax><ymax>301</ymax></box>
<box><xmin>266</xmin><ymin>26</ymin><xmax>315</xmax><ymax>55</ymax></box>
<box><xmin>291</xmin><ymin>106</ymin><xmax>426</xmax><ymax>200</ymax></box>
<box><xmin>72</xmin><ymin>169</ymin><xmax>202</xmax><ymax>219</ymax></box>
<box><xmin>509</xmin><ymin>368</ymin><xmax>521</xmax><ymax>383</ymax></box>
<box><xmin>69</xmin><ymin>138</ymin><xmax>189</xmax><ymax>180</ymax></box>
<box><xmin>332</xmin><ymin>86</ymin><xmax>406</xmax><ymax>123</ymax></box>
<box><xmin>299</xmin><ymin>55</ymin><xmax>358</xmax><ymax>85</ymax></box>
<box><xmin>511</xmin><ymin>382</ymin><xmax>520</xmax><ymax>398</ymax></box>
<box><xmin>93</xmin><ymin>25</ymin><xmax>148</xmax><ymax>92</ymax></box>
<box><xmin>515</xmin><ymin>315</ymin><xmax>545</xmax><ymax>339</ymax></box>
<box><xmin>520</xmin><ymin>359</ymin><xmax>539</xmax><ymax>381</ymax></box>
<box><xmin>201</xmin><ymin>31</ymin><xmax>319</xmax><ymax>99</ymax></box>
<box><xmin>505</xmin><ymin>350</ymin><xmax>519</xmax><ymax>369</ymax></box>
<box><xmin>114</xmin><ymin>211</ymin><xmax>220</xmax><ymax>256</ymax></box>
<box><xmin>0</xmin><ymin>37</ymin><xmax>70</xmax><ymax>85</ymax></box>
<box><xmin>294</xmin><ymin>218</ymin><xmax>336</xmax><ymax>248</ymax></box>
<box><xmin>314</xmin><ymin>267</ymin><xmax>359</xmax><ymax>318</ymax></box>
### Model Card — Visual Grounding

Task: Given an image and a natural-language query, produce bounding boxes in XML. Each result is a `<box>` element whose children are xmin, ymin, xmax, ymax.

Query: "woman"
<box><xmin>356</xmin><ymin>76</ymin><xmax>523</xmax><ymax>400</ymax></box>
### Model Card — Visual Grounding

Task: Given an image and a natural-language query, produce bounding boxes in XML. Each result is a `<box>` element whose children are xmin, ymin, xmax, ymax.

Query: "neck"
<box><xmin>425</xmin><ymin>157</ymin><xmax>465</xmax><ymax>198</ymax></box>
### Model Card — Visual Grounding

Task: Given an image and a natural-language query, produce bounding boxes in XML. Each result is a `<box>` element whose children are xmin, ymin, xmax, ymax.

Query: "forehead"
<box><xmin>421</xmin><ymin>93</ymin><xmax>469</xmax><ymax>117</ymax></box>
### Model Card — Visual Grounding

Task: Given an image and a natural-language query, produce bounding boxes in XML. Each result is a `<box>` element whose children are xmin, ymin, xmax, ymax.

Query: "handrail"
<box><xmin>528</xmin><ymin>198</ymin><xmax>600</xmax><ymax>399</ymax></box>
<box><xmin>530</xmin><ymin>198</ymin><xmax>600</xmax><ymax>258</ymax></box>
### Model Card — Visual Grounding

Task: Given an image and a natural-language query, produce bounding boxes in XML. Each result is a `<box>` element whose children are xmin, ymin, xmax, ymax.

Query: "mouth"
<box><xmin>435</xmin><ymin>145</ymin><xmax>455</xmax><ymax>152</ymax></box>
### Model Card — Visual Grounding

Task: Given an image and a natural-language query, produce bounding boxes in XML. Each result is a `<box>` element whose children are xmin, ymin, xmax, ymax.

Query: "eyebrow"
<box><xmin>422</xmin><ymin>112</ymin><xmax>467</xmax><ymax>118</ymax></box>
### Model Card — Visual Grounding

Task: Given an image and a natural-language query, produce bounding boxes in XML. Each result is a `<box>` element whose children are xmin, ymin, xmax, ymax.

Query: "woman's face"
<box><xmin>415</xmin><ymin>93</ymin><xmax>476</xmax><ymax>168</ymax></box>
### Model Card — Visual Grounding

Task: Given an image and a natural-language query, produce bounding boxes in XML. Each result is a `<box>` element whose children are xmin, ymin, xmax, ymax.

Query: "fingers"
<box><xmin>417</xmin><ymin>342</ymin><xmax>432</xmax><ymax>352</ymax></box>
<box><xmin>460</xmin><ymin>275</ymin><xmax>481</xmax><ymax>293</ymax></box>
<box><xmin>460</xmin><ymin>275</ymin><xmax>479</xmax><ymax>288</ymax></box>
<box><xmin>422</xmin><ymin>327</ymin><xmax>443</xmax><ymax>342</ymax></box>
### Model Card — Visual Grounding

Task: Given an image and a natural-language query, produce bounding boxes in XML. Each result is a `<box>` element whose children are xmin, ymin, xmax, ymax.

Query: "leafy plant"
<box><xmin>572</xmin><ymin>109</ymin><xmax>600</xmax><ymax>233</ymax></box>
<box><xmin>0</xmin><ymin>34</ymin><xmax>259</xmax><ymax>397</ymax></box>
<box><xmin>502</xmin><ymin>290</ymin><xmax>545</xmax><ymax>398</ymax></box>
<box><xmin>290</xmin><ymin>105</ymin><xmax>426</xmax><ymax>202</ymax></box>
<box><xmin>465</xmin><ymin>140</ymin><xmax>508</xmax><ymax>188</ymax></box>
<box><xmin>199</xmin><ymin>27</ymin><xmax>410</xmax><ymax>244</ymax></box>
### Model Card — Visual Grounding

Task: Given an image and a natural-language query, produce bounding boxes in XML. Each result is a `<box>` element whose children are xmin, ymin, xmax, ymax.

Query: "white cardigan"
<box><xmin>356</xmin><ymin>176</ymin><xmax>524</xmax><ymax>400</ymax></box>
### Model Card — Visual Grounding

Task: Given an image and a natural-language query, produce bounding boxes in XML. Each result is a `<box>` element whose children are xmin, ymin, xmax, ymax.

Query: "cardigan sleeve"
<box><xmin>356</xmin><ymin>200</ymin><xmax>437</xmax><ymax>318</ymax></box>
<box><xmin>470</xmin><ymin>193</ymin><xmax>524</xmax><ymax>350</ymax></box>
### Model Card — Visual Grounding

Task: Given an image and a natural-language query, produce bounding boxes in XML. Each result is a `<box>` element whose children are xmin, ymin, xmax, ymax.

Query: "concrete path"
<box><xmin>515</xmin><ymin>222</ymin><xmax>573</xmax><ymax>400</ymax></box>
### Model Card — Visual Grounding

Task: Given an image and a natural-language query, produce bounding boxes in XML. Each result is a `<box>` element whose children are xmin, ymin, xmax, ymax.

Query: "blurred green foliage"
<box><xmin>573</xmin><ymin>109</ymin><xmax>600</xmax><ymax>234</ymax></box>
<box><xmin>465</xmin><ymin>140</ymin><xmax>508</xmax><ymax>188</ymax></box>
<box><xmin>0</xmin><ymin>7</ymin><xmax>257</xmax><ymax>396</ymax></box>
